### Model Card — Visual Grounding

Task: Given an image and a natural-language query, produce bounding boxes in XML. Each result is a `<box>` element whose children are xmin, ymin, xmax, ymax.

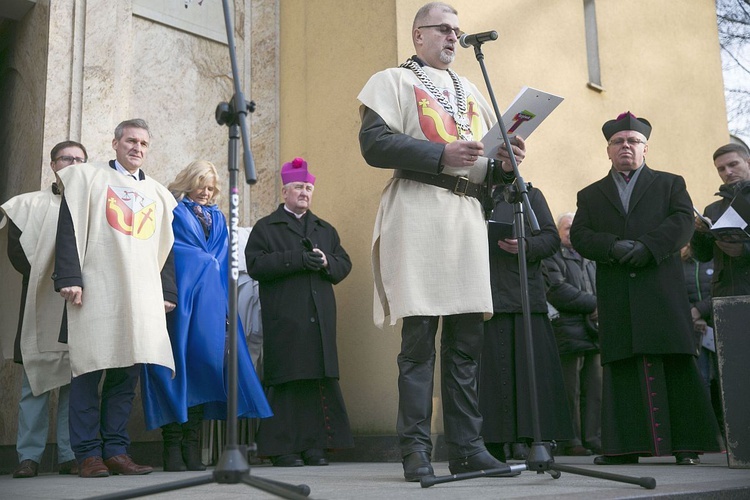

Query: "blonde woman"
<box><xmin>141</xmin><ymin>160</ymin><xmax>271</xmax><ymax>471</ymax></box>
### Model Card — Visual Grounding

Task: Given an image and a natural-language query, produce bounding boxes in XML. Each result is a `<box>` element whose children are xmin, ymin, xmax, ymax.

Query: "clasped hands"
<box><xmin>610</xmin><ymin>239</ymin><xmax>652</xmax><ymax>267</ymax></box>
<box><xmin>301</xmin><ymin>238</ymin><xmax>327</xmax><ymax>271</ymax></box>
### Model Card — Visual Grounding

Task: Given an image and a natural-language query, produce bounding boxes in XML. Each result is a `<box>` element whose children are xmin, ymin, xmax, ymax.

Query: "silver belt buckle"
<box><xmin>454</xmin><ymin>176</ymin><xmax>470</xmax><ymax>196</ymax></box>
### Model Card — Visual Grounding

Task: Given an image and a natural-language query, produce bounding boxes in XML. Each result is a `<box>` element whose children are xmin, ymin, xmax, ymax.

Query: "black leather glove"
<box><xmin>610</xmin><ymin>240</ymin><xmax>634</xmax><ymax>262</ymax></box>
<box><xmin>302</xmin><ymin>250</ymin><xmax>324</xmax><ymax>271</ymax></box>
<box><xmin>619</xmin><ymin>240</ymin><xmax>651</xmax><ymax>267</ymax></box>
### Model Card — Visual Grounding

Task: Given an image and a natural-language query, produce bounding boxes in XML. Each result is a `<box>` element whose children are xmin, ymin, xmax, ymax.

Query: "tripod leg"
<box><xmin>551</xmin><ymin>463</ymin><xmax>656</xmax><ymax>489</ymax></box>
<box><xmin>241</xmin><ymin>474</ymin><xmax>311</xmax><ymax>498</ymax></box>
<box><xmin>86</xmin><ymin>475</ymin><xmax>216</xmax><ymax>500</ymax></box>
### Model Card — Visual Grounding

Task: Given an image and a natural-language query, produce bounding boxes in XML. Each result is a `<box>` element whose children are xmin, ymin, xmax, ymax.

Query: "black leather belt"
<box><xmin>393</xmin><ymin>170</ymin><xmax>483</xmax><ymax>200</ymax></box>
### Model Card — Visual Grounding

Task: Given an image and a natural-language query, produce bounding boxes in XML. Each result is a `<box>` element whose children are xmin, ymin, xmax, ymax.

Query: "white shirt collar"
<box><xmin>114</xmin><ymin>160</ymin><xmax>141</xmax><ymax>180</ymax></box>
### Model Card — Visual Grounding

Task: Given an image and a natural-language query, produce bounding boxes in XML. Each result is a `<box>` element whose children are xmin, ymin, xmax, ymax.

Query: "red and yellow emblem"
<box><xmin>106</xmin><ymin>186</ymin><xmax>157</xmax><ymax>240</ymax></box>
<box><xmin>413</xmin><ymin>86</ymin><xmax>482</xmax><ymax>143</ymax></box>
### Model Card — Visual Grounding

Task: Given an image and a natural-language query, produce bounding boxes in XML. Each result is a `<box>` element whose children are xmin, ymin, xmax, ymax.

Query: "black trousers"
<box><xmin>397</xmin><ymin>313</ymin><xmax>485</xmax><ymax>459</ymax></box>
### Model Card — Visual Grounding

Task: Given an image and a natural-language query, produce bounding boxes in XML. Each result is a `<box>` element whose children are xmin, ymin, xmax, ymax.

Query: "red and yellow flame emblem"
<box><xmin>414</xmin><ymin>86</ymin><xmax>482</xmax><ymax>143</ymax></box>
<box><xmin>105</xmin><ymin>186</ymin><xmax>156</xmax><ymax>240</ymax></box>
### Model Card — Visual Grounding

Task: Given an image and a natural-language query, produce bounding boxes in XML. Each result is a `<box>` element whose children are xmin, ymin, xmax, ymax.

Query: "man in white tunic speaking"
<box><xmin>358</xmin><ymin>1</ymin><xmax>526</xmax><ymax>482</ymax></box>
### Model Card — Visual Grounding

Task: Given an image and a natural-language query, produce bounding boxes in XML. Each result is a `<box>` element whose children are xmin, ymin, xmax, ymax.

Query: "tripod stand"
<box><xmin>421</xmin><ymin>36</ymin><xmax>655</xmax><ymax>491</ymax></box>
<box><xmin>88</xmin><ymin>1</ymin><xmax>310</xmax><ymax>499</ymax></box>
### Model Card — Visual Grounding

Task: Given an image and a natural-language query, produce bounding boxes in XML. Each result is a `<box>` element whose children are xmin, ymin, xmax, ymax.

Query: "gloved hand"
<box><xmin>302</xmin><ymin>250</ymin><xmax>325</xmax><ymax>271</ymax></box>
<box><xmin>619</xmin><ymin>240</ymin><xmax>651</xmax><ymax>267</ymax></box>
<box><xmin>610</xmin><ymin>240</ymin><xmax>634</xmax><ymax>262</ymax></box>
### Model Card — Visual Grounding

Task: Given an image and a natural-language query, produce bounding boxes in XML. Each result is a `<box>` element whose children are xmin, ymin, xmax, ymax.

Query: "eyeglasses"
<box><xmin>55</xmin><ymin>156</ymin><xmax>87</xmax><ymax>164</ymax></box>
<box><xmin>418</xmin><ymin>24</ymin><xmax>464</xmax><ymax>38</ymax></box>
<box><xmin>608</xmin><ymin>138</ymin><xmax>646</xmax><ymax>147</ymax></box>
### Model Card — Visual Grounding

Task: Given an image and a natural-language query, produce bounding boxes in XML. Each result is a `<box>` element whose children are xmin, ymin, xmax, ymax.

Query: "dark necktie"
<box><xmin>619</xmin><ymin>171</ymin><xmax>632</xmax><ymax>183</ymax></box>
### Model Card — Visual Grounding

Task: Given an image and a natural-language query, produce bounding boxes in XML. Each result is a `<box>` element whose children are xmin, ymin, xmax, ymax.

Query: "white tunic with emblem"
<box><xmin>358</xmin><ymin>65</ymin><xmax>495</xmax><ymax>328</ymax></box>
<box><xmin>56</xmin><ymin>163</ymin><xmax>176</xmax><ymax>377</ymax></box>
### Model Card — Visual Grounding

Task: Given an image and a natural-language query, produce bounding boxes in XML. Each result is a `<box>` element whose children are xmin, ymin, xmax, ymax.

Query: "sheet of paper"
<box><xmin>481</xmin><ymin>86</ymin><xmax>564</xmax><ymax>158</ymax></box>
<box><xmin>701</xmin><ymin>326</ymin><xmax>715</xmax><ymax>352</ymax></box>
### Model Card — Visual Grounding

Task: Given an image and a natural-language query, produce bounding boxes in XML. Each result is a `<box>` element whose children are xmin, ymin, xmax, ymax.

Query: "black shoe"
<box><xmin>485</xmin><ymin>442</ymin><xmax>507</xmax><ymax>462</ymax></box>
<box><xmin>675</xmin><ymin>452</ymin><xmax>700</xmax><ymax>465</ymax></box>
<box><xmin>272</xmin><ymin>454</ymin><xmax>304</xmax><ymax>467</ymax></box>
<box><xmin>163</xmin><ymin>445</ymin><xmax>187</xmax><ymax>472</ymax></box>
<box><xmin>593</xmin><ymin>454</ymin><xmax>639</xmax><ymax>465</ymax></box>
<box><xmin>449</xmin><ymin>450</ymin><xmax>520</xmax><ymax>477</ymax></box>
<box><xmin>402</xmin><ymin>451</ymin><xmax>433</xmax><ymax>482</ymax></box>
<box><xmin>302</xmin><ymin>449</ymin><xmax>329</xmax><ymax>466</ymax></box>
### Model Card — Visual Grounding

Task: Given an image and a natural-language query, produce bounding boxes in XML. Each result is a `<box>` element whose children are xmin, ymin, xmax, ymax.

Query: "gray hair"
<box><xmin>114</xmin><ymin>119</ymin><xmax>151</xmax><ymax>140</ymax></box>
<box><xmin>413</xmin><ymin>2</ymin><xmax>457</xmax><ymax>30</ymax></box>
<box><xmin>556</xmin><ymin>212</ymin><xmax>576</xmax><ymax>228</ymax></box>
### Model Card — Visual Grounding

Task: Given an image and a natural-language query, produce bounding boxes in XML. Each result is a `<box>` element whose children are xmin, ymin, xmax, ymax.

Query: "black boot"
<box><xmin>161</xmin><ymin>423</ymin><xmax>186</xmax><ymax>472</ymax></box>
<box><xmin>182</xmin><ymin>405</ymin><xmax>206</xmax><ymax>471</ymax></box>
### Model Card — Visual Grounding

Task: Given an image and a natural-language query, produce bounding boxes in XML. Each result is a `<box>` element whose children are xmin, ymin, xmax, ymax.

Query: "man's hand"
<box><xmin>694</xmin><ymin>216</ymin><xmax>712</xmax><ymax>233</ymax></box>
<box><xmin>302</xmin><ymin>251</ymin><xmax>325</xmax><ymax>270</ymax></box>
<box><xmin>442</xmin><ymin>140</ymin><xmax>484</xmax><ymax>168</ymax></box>
<box><xmin>619</xmin><ymin>240</ymin><xmax>651</xmax><ymax>267</ymax></box>
<box><xmin>312</xmin><ymin>248</ymin><xmax>328</xmax><ymax>268</ymax></box>
<box><xmin>496</xmin><ymin>136</ymin><xmax>526</xmax><ymax>171</ymax></box>
<box><xmin>497</xmin><ymin>238</ymin><xmax>519</xmax><ymax>254</ymax></box>
<box><xmin>60</xmin><ymin>286</ymin><xmax>83</xmax><ymax>306</ymax></box>
<box><xmin>610</xmin><ymin>240</ymin><xmax>634</xmax><ymax>261</ymax></box>
<box><xmin>716</xmin><ymin>240</ymin><xmax>744</xmax><ymax>257</ymax></box>
<box><xmin>164</xmin><ymin>301</ymin><xmax>176</xmax><ymax>313</ymax></box>
<box><xmin>693</xmin><ymin>318</ymin><xmax>708</xmax><ymax>334</ymax></box>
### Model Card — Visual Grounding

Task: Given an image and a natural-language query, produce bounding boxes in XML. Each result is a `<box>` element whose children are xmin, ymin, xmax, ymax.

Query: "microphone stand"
<box><xmin>421</xmin><ymin>39</ymin><xmax>656</xmax><ymax>491</ymax></box>
<box><xmin>86</xmin><ymin>1</ymin><xmax>310</xmax><ymax>498</ymax></box>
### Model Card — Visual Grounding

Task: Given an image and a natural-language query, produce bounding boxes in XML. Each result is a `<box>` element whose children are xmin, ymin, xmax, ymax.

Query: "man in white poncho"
<box><xmin>1</xmin><ymin>142</ymin><xmax>88</xmax><ymax>478</ymax></box>
<box><xmin>357</xmin><ymin>1</ymin><xmax>526</xmax><ymax>482</ymax></box>
<box><xmin>54</xmin><ymin>119</ymin><xmax>177</xmax><ymax>478</ymax></box>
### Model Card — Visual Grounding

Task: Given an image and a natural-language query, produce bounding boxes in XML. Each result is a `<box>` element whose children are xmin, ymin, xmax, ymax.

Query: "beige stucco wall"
<box><xmin>0</xmin><ymin>0</ymin><xmax>731</xmax><ymax>450</ymax></box>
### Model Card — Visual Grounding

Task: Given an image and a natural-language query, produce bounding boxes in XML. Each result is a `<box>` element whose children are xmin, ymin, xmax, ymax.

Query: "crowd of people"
<box><xmin>1</xmin><ymin>0</ymin><xmax>746</xmax><ymax>484</ymax></box>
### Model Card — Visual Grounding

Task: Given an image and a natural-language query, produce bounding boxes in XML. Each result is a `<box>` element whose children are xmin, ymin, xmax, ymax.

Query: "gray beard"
<box><xmin>439</xmin><ymin>49</ymin><xmax>455</xmax><ymax>65</ymax></box>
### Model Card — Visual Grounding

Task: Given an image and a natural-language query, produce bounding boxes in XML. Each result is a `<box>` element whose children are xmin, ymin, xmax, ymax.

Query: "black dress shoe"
<box><xmin>402</xmin><ymin>451</ymin><xmax>433</xmax><ymax>482</ymax></box>
<box><xmin>12</xmin><ymin>459</ymin><xmax>38</xmax><ymax>478</ymax></box>
<box><xmin>302</xmin><ymin>449</ymin><xmax>329</xmax><ymax>466</ymax></box>
<box><xmin>271</xmin><ymin>454</ymin><xmax>304</xmax><ymax>467</ymax></box>
<box><xmin>449</xmin><ymin>450</ymin><xmax>520</xmax><ymax>477</ymax></box>
<box><xmin>675</xmin><ymin>452</ymin><xmax>700</xmax><ymax>465</ymax></box>
<box><xmin>593</xmin><ymin>454</ymin><xmax>639</xmax><ymax>465</ymax></box>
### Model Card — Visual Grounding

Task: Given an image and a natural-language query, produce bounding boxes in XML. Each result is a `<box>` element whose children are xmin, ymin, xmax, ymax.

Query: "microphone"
<box><xmin>459</xmin><ymin>30</ymin><xmax>499</xmax><ymax>48</ymax></box>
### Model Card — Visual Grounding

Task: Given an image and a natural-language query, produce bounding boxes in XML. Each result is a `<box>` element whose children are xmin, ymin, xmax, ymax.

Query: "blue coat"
<box><xmin>141</xmin><ymin>200</ymin><xmax>271</xmax><ymax>429</ymax></box>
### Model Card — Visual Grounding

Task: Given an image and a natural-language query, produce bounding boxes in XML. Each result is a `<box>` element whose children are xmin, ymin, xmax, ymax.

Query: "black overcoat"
<box><xmin>569</xmin><ymin>165</ymin><xmax>695</xmax><ymax>364</ymax></box>
<box><xmin>245</xmin><ymin>205</ymin><xmax>351</xmax><ymax>386</ymax></box>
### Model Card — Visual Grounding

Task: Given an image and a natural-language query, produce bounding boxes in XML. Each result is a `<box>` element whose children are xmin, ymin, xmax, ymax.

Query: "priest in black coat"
<box><xmin>245</xmin><ymin>157</ymin><xmax>353</xmax><ymax>467</ymax></box>
<box><xmin>570</xmin><ymin>112</ymin><xmax>723</xmax><ymax>465</ymax></box>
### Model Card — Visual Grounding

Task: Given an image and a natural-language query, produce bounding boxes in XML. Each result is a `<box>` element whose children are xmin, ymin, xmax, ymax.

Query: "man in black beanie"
<box><xmin>570</xmin><ymin>112</ymin><xmax>724</xmax><ymax>466</ymax></box>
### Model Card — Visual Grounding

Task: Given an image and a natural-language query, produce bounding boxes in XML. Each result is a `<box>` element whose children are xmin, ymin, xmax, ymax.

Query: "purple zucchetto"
<box><xmin>602</xmin><ymin>111</ymin><xmax>652</xmax><ymax>141</ymax></box>
<box><xmin>281</xmin><ymin>157</ymin><xmax>316</xmax><ymax>185</ymax></box>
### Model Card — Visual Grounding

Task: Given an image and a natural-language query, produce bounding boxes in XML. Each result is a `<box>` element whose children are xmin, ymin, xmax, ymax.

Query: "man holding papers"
<box><xmin>691</xmin><ymin>143</ymin><xmax>750</xmax><ymax>298</ymax></box>
<box><xmin>357</xmin><ymin>1</ymin><xmax>525</xmax><ymax>482</ymax></box>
